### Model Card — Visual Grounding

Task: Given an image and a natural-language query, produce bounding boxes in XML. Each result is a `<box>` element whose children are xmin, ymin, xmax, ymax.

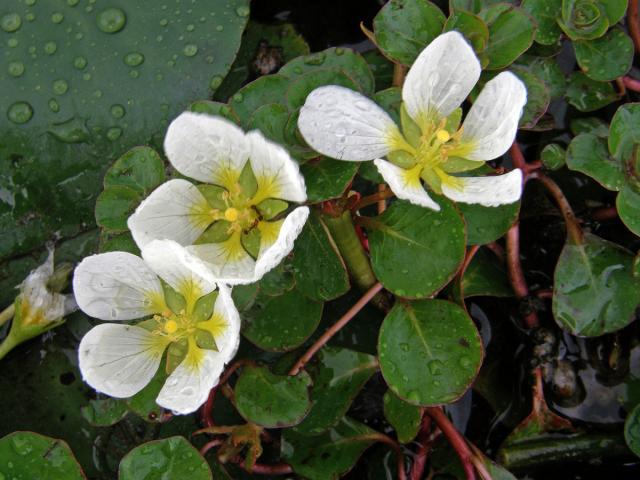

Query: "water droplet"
<box><xmin>209</xmin><ymin>75</ymin><xmax>223</xmax><ymax>89</ymax></box>
<box><xmin>459</xmin><ymin>356</ymin><xmax>471</xmax><ymax>368</ymax></box>
<box><xmin>82</xmin><ymin>72</ymin><xmax>91</xmax><ymax>80</ymax></box>
<box><xmin>25</xmin><ymin>0</ymin><xmax>37</xmax><ymax>5</ymax></box>
<box><xmin>407</xmin><ymin>390</ymin><xmax>420</xmax><ymax>402</ymax></box>
<box><xmin>1</xmin><ymin>13</ymin><xmax>22</xmax><ymax>33</ymax></box>
<box><xmin>110</xmin><ymin>104</ymin><xmax>125</xmax><ymax>118</ymax></box>
<box><xmin>107</xmin><ymin>127</ymin><xmax>122</xmax><ymax>141</ymax></box>
<box><xmin>48</xmin><ymin>117</ymin><xmax>90</xmax><ymax>143</ymax></box>
<box><xmin>7</xmin><ymin>102</ymin><xmax>33</xmax><ymax>124</ymax></box>
<box><xmin>51</xmin><ymin>12</ymin><xmax>64</xmax><ymax>24</ymax></box>
<box><xmin>129</xmin><ymin>70</ymin><xmax>139</xmax><ymax>78</ymax></box>
<box><xmin>124</xmin><ymin>51</ymin><xmax>144</xmax><ymax>66</ymax></box>
<box><xmin>53</xmin><ymin>79</ymin><xmax>68</xmax><ymax>95</ymax></box>
<box><xmin>8</xmin><ymin>62</ymin><xmax>24</xmax><ymax>77</ymax></box>
<box><xmin>400</xmin><ymin>342</ymin><xmax>409</xmax><ymax>352</ymax></box>
<box><xmin>159</xmin><ymin>18</ymin><xmax>168</xmax><ymax>26</ymax></box>
<box><xmin>183</xmin><ymin>44</ymin><xmax>198</xmax><ymax>57</ymax></box>
<box><xmin>205</xmin><ymin>55</ymin><xmax>214</xmax><ymax>64</ymax></box>
<box><xmin>74</xmin><ymin>56</ymin><xmax>87</xmax><ymax>69</ymax></box>
<box><xmin>44</xmin><ymin>41</ymin><xmax>57</xmax><ymax>55</ymax></box>
<box><xmin>67</xmin><ymin>0</ymin><xmax>80</xmax><ymax>6</ymax></box>
<box><xmin>96</xmin><ymin>7</ymin><xmax>126</xmax><ymax>33</ymax></box>
<box><xmin>7</xmin><ymin>38</ymin><xmax>18</xmax><ymax>48</ymax></box>
<box><xmin>25</xmin><ymin>12</ymin><xmax>35</xmax><ymax>22</ymax></box>
<box><xmin>48</xmin><ymin>98</ymin><xmax>60</xmax><ymax>112</ymax></box>
<box><xmin>293</xmin><ymin>66</ymin><xmax>303</xmax><ymax>74</ymax></box>
<box><xmin>186</xmin><ymin>23</ymin><xmax>195</xmax><ymax>32</ymax></box>
<box><xmin>428</xmin><ymin>360</ymin><xmax>444</xmax><ymax>376</ymax></box>
<box><xmin>215</xmin><ymin>24</ymin><xmax>223</xmax><ymax>31</ymax></box>
<box><xmin>236</xmin><ymin>5</ymin><xmax>250</xmax><ymax>17</ymax></box>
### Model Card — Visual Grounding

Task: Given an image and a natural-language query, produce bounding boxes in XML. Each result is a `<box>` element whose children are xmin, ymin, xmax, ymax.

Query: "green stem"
<box><xmin>322</xmin><ymin>211</ymin><xmax>378</xmax><ymax>292</ymax></box>
<box><xmin>0</xmin><ymin>303</ymin><xmax>15</xmax><ymax>328</ymax></box>
<box><xmin>0</xmin><ymin>330</ymin><xmax>20</xmax><ymax>362</ymax></box>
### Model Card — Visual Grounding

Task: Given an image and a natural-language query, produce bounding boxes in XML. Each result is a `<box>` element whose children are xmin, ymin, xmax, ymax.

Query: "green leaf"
<box><xmin>0</xmin><ymin>0</ymin><xmax>248</xmax><ymax>262</ymax></box>
<box><xmin>189</xmin><ymin>100</ymin><xmax>240</xmax><ymax>123</ymax></box>
<box><xmin>292</xmin><ymin>213</ymin><xmax>350</xmax><ymax>301</ymax></box>
<box><xmin>234</xmin><ymin>366</ymin><xmax>312</xmax><ymax>428</ymax></box>
<box><xmin>624</xmin><ymin>403</ymin><xmax>640</xmax><ymax>458</ymax></box>
<box><xmin>617</xmin><ymin>186</ymin><xmax>640</xmax><ymax>236</ymax></box>
<box><xmin>282</xmin><ymin>417</ymin><xmax>376</xmax><ymax>480</ymax></box>
<box><xmin>230</xmin><ymin>75</ymin><xmax>290</xmax><ymax>127</ymax></box>
<box><xmin>242</xmin><ymin>288</ymin><xmax>323</xmax><ymax>351</ymax></box>
<box><xmin>280</xmin><ymin>47</ymin><xmax>375</xmax><ymax>95</ymax></box>
<box><xmin>119</xmin><ymin>436</ymin><xmax>211</xmax><ymax>480</ymax></box>
<box><xmin>125</xmin><ymin>366</ymin><xmax>166</xmax><ymax>422</ymax></box>
<box><xmin>480</xmin><ymin>5</ymin><xmax>536</xmax><ymax>70</ymax></box>
<box><xmin>444</xmin><ymin>11</ymin><xmax>490</xmax><ymax>53</ymax></box>
<box><xmin>521</xmin><ymin>0</ymin><xmax>562</xmax><ymax>45</ymax></box>
<box><xmin>540</xmin><ymin>144</ymin><xmax>566</xmax><ymax>170</ymax></box>
<box><xmin>368</xmin><ymin>199</ymin><xmax>466</xmax><ymax>298</ymax></box>
<box><xmin>378</xmin><ymin>299</ymin><xmax>483</xmax><ymax>405</ymax></box>
<box><xmin>94</xmin><ymin>186</ymin><xmax>141</xmax><ymax>233</ymax></box>
<box><xmin>301</xmin><ymin>158</ymin><xmax>359</xmax><ymax>203</ymax></box>
<box><xmin>570</xmin><ymin>116</ymin><xmax>610</xmax><ymax>137</ymax></box>
<box><xmin>450</xmin><ymin>0</ymin><xmax>483</xmax><ymax>14</ymax></box>
<box><xmin>103</xmin><ymin>147</ymin><xmax>165</xmax><ymax>195</ymax></box>
<box><xmin>0</xmin><ymin>432</ymin><xmax>85</xmax><ymax>479</ymax></box>
<box><xmin>600</xmin><ymin>0</ymin><xmax>628</xmax><ymax>24</ymax></box>
<box><xmin>511</xmin><ymin>68</ymin><xmax>550</xmax><ymax>129</ymax></box>
<box><xmin>457</xmin><ymin>248</ymin><xmax>514</xmax><ymax>298</ymax></box>
<box><xmin>383</xmin><ymin>390</ymin><xmax>422</xmax><ymax>443</ymax></box>
<box><xmin>565</xmin><ymin>72</ymin><xmax>618</xmax><ymax>111</ymax></box>
<box><xmin>294</xmin><ymin>347</ymin><xmax>378</xmax><ymax>435</ymax></box>
<box><xmin>566</xmin><ymin>134</ymin><xmax>625</xmax><ymax>190</ymax></box>
<box><xmin>372</xmin><ymin>0</ymin><xmax>446</xmax><ymax>65</ymax></box>
<box><xmin>100</xmin><ymin>232</ymin><xmax>139</xmax><ymax>255</ymax></box>
<box><xmin>558</xmin><ymin>0</ymin><xmax>609</xmax><ymax>40</ymax></box>
<box><xmin>363</xmin><ymin>49</ymin><xmax>395</xmax><ymax>91</ymax></box>
<box><xmin>247</xmin><ymin>103</ymin><xmax>289</xmax><ymax>146</ymax></box>
<box><xmin>553</xmin><ymin>233</ymin><xmax>640</xmax><ymax>336</ymax></box>
<box><xmin>286</xmin><ymin>69</ymin><xmax>359</xmax><ymax>110</ymax></box>
<box><xmin>574</xmin><ymin>28</ymin><xmax>634</xmax><ymax>82</ymax></box>
<box><xmin>458</xmin><ymin>201</ymin><xmax>520</xmax><ymax>245</ymax></box>
<box><xmin>81</xmin><ymin>398</ymin><xmax>128</xmax><ymax>427</ymax></box>
<box><xmin>516</xmin><ymin>55</ymin><xmax>567</xmax><ymax>100</ymax></box>
<box><xmin>609</xmin><ymin>103</ymin><xmax>640</xmax><ymax>161</ymax></box>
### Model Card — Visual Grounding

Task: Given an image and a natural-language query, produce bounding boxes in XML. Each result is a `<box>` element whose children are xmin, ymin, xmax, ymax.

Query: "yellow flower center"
<box><xmin>436</xmin><ymin>129</ymin><xmax>450</xmax><ymax>143</ymax></box>
<box><xmin>163</xmin><ymin>319</ymin><xmax>178</xmax><ymax>334</ymax></box>
<box><xmin>224</xmin><ymin>207</ymin><xmax>239</xmax><ymax>222</ymax></box>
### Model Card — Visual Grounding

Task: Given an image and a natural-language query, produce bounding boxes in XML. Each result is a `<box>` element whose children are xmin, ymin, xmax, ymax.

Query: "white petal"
<box><xmin>156</xmin><ymin>349</ymin><xmax>225</xmax><ymax>414</ymax></box>
<box><xmin>128</xmin><ymin>179</ymin><xmax>212</xmax><ymax>249</ymax></box>
<box><xmin>164</xmin><ymin>112</ymin><xmax>250</xmax><ymax>188</ymax></box>
<box><xmin>187</xmin><ymin>235</ymin><xmax>257</xmax><ymax>286</ymax></box>
<box><xmin>298</xmin><ymin>85</ymin><xmax>398</xmax><ymax>161</ymax></box>
<box><xmin>460</xmin><ymin>72</ymin><xmax>527</xmax><ymax>161</ymax></box>
<box><xmin>78</xmin><ymin>323</ymin><xmax>165</xmax><ymax>398</ymax></box>
<box><xmin>246</xmin><ymin>131</ymin><xmax>307</xmax><ymax>203</ymax></box>
<box><xmin>254</xmin><ymin>206</ymin><xmax>310</xmax><ymax>282</ymax></box>
<box><xmin>374</xmin><ymin>159</ymin><xmax>441</xmax><ymax>211</ymax></box>
<box><xmin>141</xmin><ymin>239</ymin><xmax>217</xmax><ymax>301</ymax></box>
<box><xmin>211</xmin><ymin>284</ymin><xmax>241</xmax><ymax>362</ymax></box>
<box><xmin>441</xmin><ymin>169</ymin><xmax>523</xmax><ymax>207</ymax></box>
<box><xmin>403</xmin><ymin>31</ymin><xmax>480</xmax><ymax>125</ymax></box>
<box><xmin>73</xmin><ymin>252</ymin><xmax>164</xmax><ymax>321</ymax></box>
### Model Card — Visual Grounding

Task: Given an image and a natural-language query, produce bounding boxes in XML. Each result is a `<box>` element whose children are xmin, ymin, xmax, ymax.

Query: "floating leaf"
<box><xmin>511</xmin><ymin>67</ymin><xmax>550</xmax><ymax>129</ymax></box>
<box><xmin>553</xmin><ymin>233</ymin><xmax>640</xmax><ymax>336</ymax></box>
<box><xmin>292</xmin><ymin>213</ymin><xmax>350</xmax><ymax>301</ymax></box>
<box><xmin>295</xmin><ymin>347</ymin><xmax>378</xmax><ymax>435</ymax></box>
<box><xmin>81</xmin><ymin>398</ymin><xmax>128</xmax><ymax>427</ymax></box>
<box><xmin>0</xmin><ymin>432</ymin><xmax>85</xmax><ymax>480</ymax></box>
<box><xmin>566</xmin><ymin>134</ymin><xmax>625</xmax><ymax>190</ymax></box>
<box><xmin>565</xmin><ymin>72</ymin><xmax>618</xmax><ymax>111</ymax></box>
<box><xmin>574</xmin><ymin>28</ymin><xmax>634</xmax><ymax>82</ymax></box>
<box><xmin>378</xmin><ymin>299</ymin><xmax>483</xmax><ymax>405</ymax></box>
<box><xmin>383</xmin><ymin>390</ymin><xmax>422</xmax><ymax>443</ymax></box>
<box><xmin>103</xmin><ymin>147</ymin><xmax>165</xmax><ymax>196</ymax></box>
<box><xmin>119</xmin><ymin>436</ymin><xmax>211</xmax><ymax>480</ymax></box>
<box><xmin>95</xmin><ymin>186</ymin><xmax>141</xmax><ymax>233</ymax></box>
<box><xmin>368</xmin><ymin>200</ymin><xmax>466</xmax><ymax>298</ymax></box>
<box><xmin>242</xmin><ymin>288</ymin><xmax>323</xmax><ymax>351</ymax></box>
<box><xmin>282</xmin><ymin>417</ymin><xmax>376</xmax><ymax>480</ymax></box>
<box><xmin>372</xmin><ymin>0</ymin><xmax>446</xmax><ymax>65</ymax></box>
<box><xmin>234</xmin><ymin>366</ymin><xmax>312</xmax><ymax>428</ymax></box>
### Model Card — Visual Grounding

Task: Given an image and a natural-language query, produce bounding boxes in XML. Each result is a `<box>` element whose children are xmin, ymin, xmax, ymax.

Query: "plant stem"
<box><xmin>289</xmin><ymin>282</ymin><xmax>383</xmax><ymax>375</ymax></box>
<box><xmin>509</xmin><ymin>143</ymin><xmax>540</xmax><ymax>177</ymax></box>
<box><xmin>591</xmin><ymin>205</ymin><xmax>619</xmax><ymax>221</ymax></box>
<box><xmin>629</xmin><ymin>0</ymin><xmax>640</xmax><ymax>53</ymax></box>
<box><xmin>506</xmin><ymin>224</ymin><xmax>539</xmax><ymax>329</ymax></box>
<box><xmin>199</xmin><ymin>438</ymin><xmax>223</xmax><ymax>456</ymax></box>
<box><xmin>200</xmin><ymin>359</ymin><xmax>255</xmax><ymax>427</ymax></box>
<box><xmin>410</xmin><ymin>415</ymin><xmax>437</xmax><ymax>480</ymax></box>
<box><xmin>366</xmin><ymin>432</ymin><xmax>407</xmax><ymax>480</ymax></box>
<box><xmin>425</xmin><ymin>407</ymin><xmax>476</xmax><ymax>480</ymax></box>
<box><xmin>240</xmin><ymin>461</ymin><xmax>293</xmax><ymax>475</ymax></box>
<box><xmin>623</xmin><ymin>75</ymin><xmax>640</xmax><ymax>92</ymax></box>
<box><xmin>392</xmin><ymin>64</ymin><xmax>407</xmax><ymax>88</ymax></box>
<box><xmin>353</xmin><ymin>189</ymin><xmax>396</xmax><ymax>211</ymax></box>
<box><xmin>0</xmin><ymin>303</ymin><xmax>15</xmax><ymax>328</ymax></box>
<box><xmin>529</xmin><ymin>173</ymin><xmax>583</xmax><ymax>245</ymax></box>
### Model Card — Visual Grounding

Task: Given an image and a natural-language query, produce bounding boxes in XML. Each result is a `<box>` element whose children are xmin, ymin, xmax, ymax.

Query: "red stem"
<box><xmin>353</xmin><ymin>188</ymin><xmax>395</xmax><ymax>211</ymax></box>
<box><xmin>200</xmin><ymin>359</ymin><xmax>255</xmax><ymax>427</ymax></box>
<box><xmin>628</xmin><ymin>0</ymin><xmax>640</xmax><ymax>54</ymax></box>
<box><xmin>623</xmin><ymin>76</ymin><xmax>640</xmax><ymax>92</ymax></box>
<box><xmin>506</xmin><ymin>224</ymin><xmax>540</xmax><ymax>329</ymax></box>
<box><xmin>289</xmin><ymin>282</ymin><xmax>383</xmax><ymax>375</ymax></box>
<box><xmin>367</xmin><ymin>433</ymin><xmax>407</xmax><ymax>480</ymax></box>
<box><xmin>410</xmin><ymin>415</ymin><xmax>435</xmax><ymax>480</ymax></box>
<box><xmin>199</xmin><ymin>438</ymin><xmax>224</xmax><ymax>456</ymax></box>
<box><xmin>426</xmin><ymin>407</ymin><xmax>476</xmax><ymax>480</ymax></box>
<box><xmin>591</xmin><ymin>205</ymin><xmax>618</xmax><ymax>221</ymax></box>
<box><xmin>244</xmin><ymin>463</ymin><xmax>294</xmax><ymax>475</ymax></box>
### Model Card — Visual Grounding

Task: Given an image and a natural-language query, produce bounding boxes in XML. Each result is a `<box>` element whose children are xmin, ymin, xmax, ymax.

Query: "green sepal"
<box><xmin>257</xmin><ymin>199</ymin><xmax>289</xmax><ymax>220</ymax></box>
<box><xmin>197</xmin><ymin>184</ymin><xmax>228</xmax><ymax>210</ymax></box>
<box><xmin>388</xmin><ymin>150</ymin><xmax>417</xmax><ymax>168</ymax></box>
<box><xmin>196</xmin><ymin>221</ymin><xmax>233</xmax><ymax>244</ymax></box>
<box><xmin>400</xmin><ymin>103</ymin><xmax>422</xmax><ymax>148</ymax></box>
<box><xmin>242</xmin><ymin>228</ymin><xmax>262</xmax><ymax>259</ymax></box>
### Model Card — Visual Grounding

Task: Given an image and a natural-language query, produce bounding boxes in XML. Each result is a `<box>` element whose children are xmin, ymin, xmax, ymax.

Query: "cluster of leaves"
<box><xmin>3</xmin><ymin>0</ymin><xmax>640</xmax><ymax>478</ymax></box>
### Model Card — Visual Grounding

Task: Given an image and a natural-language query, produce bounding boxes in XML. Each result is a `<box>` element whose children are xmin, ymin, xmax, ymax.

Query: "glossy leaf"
<box><xmin>119</xmin><ymin>436</ymin><xmax>211</xmax><ymax>480</ymax></box>
<box><xmin>292</xmin><ymin>213</ymin><xmax>350</xmax><ymax>301</ymax></box>
<box><xmin>458</xmin><ymin>201</ymin><xmax>520</xmax><ymax>245</ymax></box>
<box><xmin>558</xmin><ymin>0</ymin><xmax>609</xmax><ymax>40</ymax></box>
<box><xmin>444</xmin><ymin>11</ymin><xmax>490</xmax><ymax>53</ymax></box>
<box><xmin>553</xmin><ymin>233</ymin><xmax>640</xmax><ymax>336</ymax></box>
<box><xmin>103</xmin><ymin>147</ymin><xmax>165</xmax><ymax>196</ymax></box>
<box><xmin>229</xmin><ymin>75</ymin><xmax>290</xmax><ymax>126</ymax></box>
<box><xmin>234</xmin><ymin>366</ymin><xmax>312</xmax><ymax>428</ymax></box>
<box><xmin>566</xmin><ymin>134</ymin><xmax>625</xmax><ymax>190</ymax></box>
<box><xmin>541</xmin><ymin>144</ymin><xmax>567</xmax><ymax>170</ymax></box>
<box><xmin>294</xmin><ymin>347</ymin><xmax>378</xmax><ymax>435</ymax></box>
<box><xmin>383</xmin><ymin>390</ymin><xmax>422</xmax><ymax>443</ymax></box>
<box><xmin>574</xmin><ymin>28</ymin><xmax>634</xmax><ymax>82</ymax></box>
<box><xmin>609</xmin><ymin>103</ymin><xmax>640</xmax><ymax>161</ymax></box>
<box><xmin>372</xmin><ymin>0</ymin><xmax>446</xmax><ymax>65</ymax></box>
<box><xmin>368</xmin><ymin>200</ymin><xmax>466</xmax><ymax>298</ymax></box>
<box><xmin>624</xmin><ymin>403</ymin><xmax>640</xmax><ymax>458</ymax></box>
<box><xmin>512</xmin><ymin>67</ymin><xmax>550</xmax><ymax>129</ymax></box>
<box><xmin>480</xmin><ymin>5</ymin><xmax>536</xmax><ymax>70</ymax></box>
<box><xmin>242</xmin><ymin>288</ymin><xmax>323</xmax><ymax>351</ymax></box>
<box><xmin>458</xmin><ymin>248</ymin><xmax>513</xmax><ymax>299</ymax></box>
<box><xmin>282</xmin><ymin>417</ymin><xmax>376</xmax><ymax>480</ymax></box>
<box><xmin>95</xmin><ymin>186</ymin><xmax>141</xmax><ymax>233</ymax></box>
<box><xmin>617</xmin><ymin>186</ymin><xmax>640</xmax><ymax>236</ymax></box>
<box><xmin>301</xmin><ymin>158</ymin><xmax>359</xmax><ymax>203</ymax></box>
<box><xmin>565</xmin><ymin>72</ymin><xmax>618</xmax><ymax>111</ymax></box>
<box><xmin>521</xmin><ymin>0</ymin><xmax>563</xmax><ymax>45</ymax></box>
<box><xmin>81</xmin><ymin>398</ymin><xmax>128</xmax><ymax>427</ymax></box>
<box><xmin>378</xmin><ymin>299</ymin><xmax>483</xmax><ymax>405</ymax></box>
<box><xmin>0</xmin><ymin>432</ymin><xmax>85</xmax><ymax>480</ymax></box>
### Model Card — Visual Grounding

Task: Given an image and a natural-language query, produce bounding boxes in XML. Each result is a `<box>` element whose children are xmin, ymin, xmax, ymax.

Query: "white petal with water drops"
<box><xmin>187</xmin><ymin>242</ymin><xmax>257</xmax><ymax>285</ymax></box>
<box><xmin>440</xmin><ymin>169</ymin><xmax>523</xmax><ymax>207</ymax></box>
<box><xmin>374</xmin><ymin>159</ymin><xmax>441</xmax><ymax>211</ymax></box>
<box><xmin>211</xmin><ymin>284</ymin><xmax>241</xmax><ymax>362</ymax></box>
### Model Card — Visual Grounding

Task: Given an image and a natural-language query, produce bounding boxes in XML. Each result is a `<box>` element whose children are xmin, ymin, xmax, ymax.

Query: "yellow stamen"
<box><xmin>224</xmin><ymin>207</ymin><xmax>239</xmax><ymax>222</ymax></box>
<box><xmin>436</xmin><ymin>129</ymin><xmax>450</xmax><ymax>143</ymax></box>
<box><xmin>164</xmin><ymin>319</ymin><xmax>178</xmax><ymax>334</ymax></box>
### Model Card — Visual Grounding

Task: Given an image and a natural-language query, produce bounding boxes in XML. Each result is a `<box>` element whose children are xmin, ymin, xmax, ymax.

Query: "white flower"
<box><xmin>297</xmin><ymin>31</ymin><xmax>527</xmax><ymax>211</ymax></box>
<box><xmin>19</xmin><ymin>248</ymin><xmax>77</xmax><ymax>327</ymax></box>
<box><xmin>73</xmin><ymin>240</ymin><xmax>241</xmax><ymax>414</ymax></box>
<box><xmin>128</xmin><ymin>112</ymin><xmax>310</xmax><ymax>285</ymax></box>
